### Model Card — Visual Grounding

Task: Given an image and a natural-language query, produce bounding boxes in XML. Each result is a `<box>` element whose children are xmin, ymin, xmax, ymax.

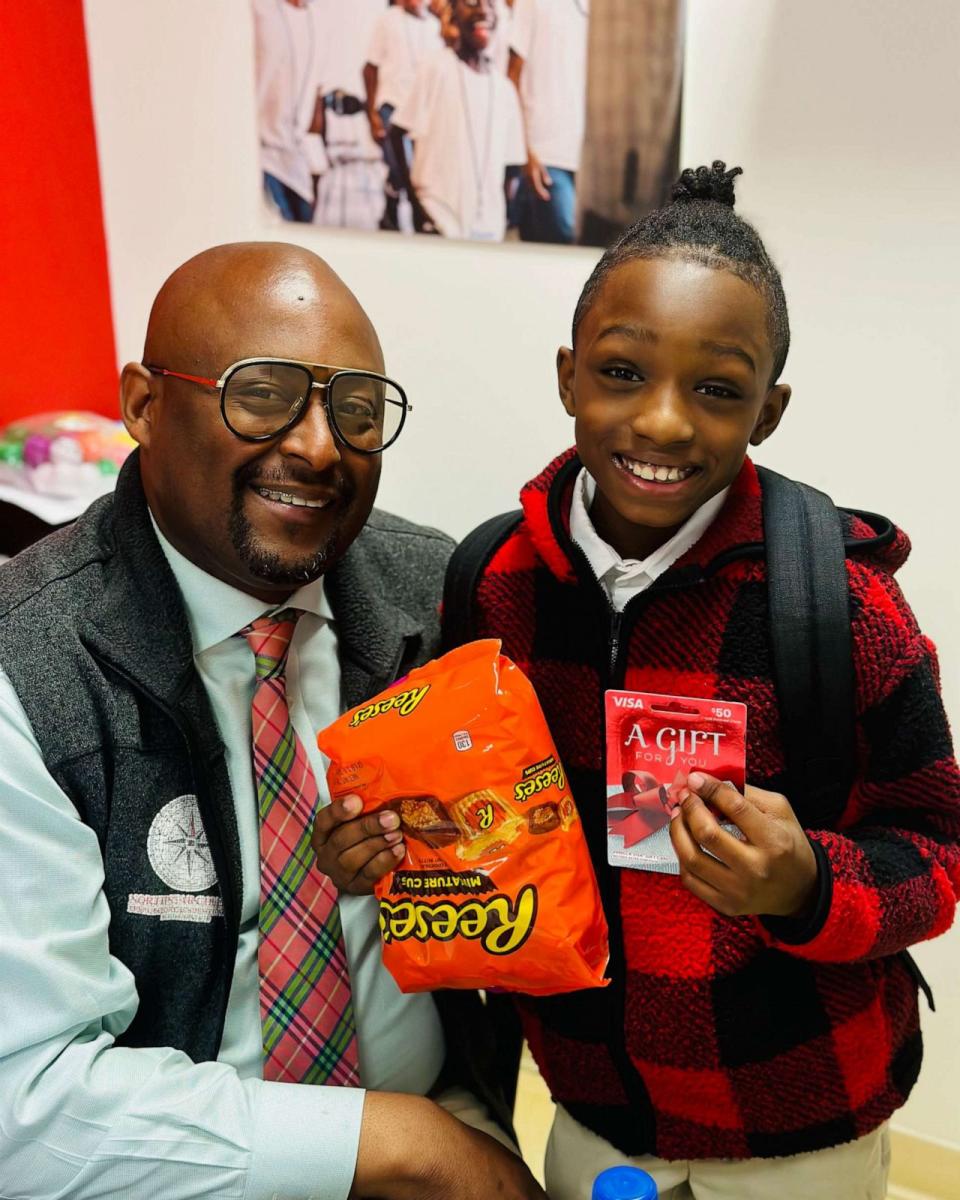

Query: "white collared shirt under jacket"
<box><xmin>569</xmin><ymin>467</ymin><xmax>729</xmax><ymax>608</ymax></box>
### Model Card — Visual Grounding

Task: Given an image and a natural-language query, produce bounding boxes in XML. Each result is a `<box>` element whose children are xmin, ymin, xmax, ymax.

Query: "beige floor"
<box><xmin>514</xmin><ymin>1047</ymin><xmax>554</xmax><ymax>1187</ymax></box>
<box><xmin>512</xmin><ymin>1047</ymin><xmax>942</xmax><ymax>1200</ymax></box>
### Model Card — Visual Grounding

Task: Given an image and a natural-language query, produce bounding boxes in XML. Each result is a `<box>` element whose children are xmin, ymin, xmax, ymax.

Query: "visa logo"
<box><xmin>611</xmin><ymin>695</ymin><xmax>644</xmax><ymax>709</ymax></box>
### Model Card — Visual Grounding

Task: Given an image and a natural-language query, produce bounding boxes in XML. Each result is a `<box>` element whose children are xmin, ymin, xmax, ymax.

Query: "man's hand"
<box><xmin>669</xmin><ymin>772</ymin><xmax>819</xmax><ymax>919</ymax></box>
<box><xmin>523</xmin><ymin>153</ymin><xmax>552</xmax><ymax>202</ymax></box>
<box><xmin>308</xmin><ymin>88</ymin><xmax>326</xmax><ymax>137</ymax></box>
<box><xmin>311</xmin><ymin>796</ymin><xmax>404</xmax><ymax>895</ymax></box>
<box><xmin>351</xmin><ymin>1093</ymin><xmax>547</xmax><ymax>1200</ymax></box>
<box><xmin>368</xmin><ymin>108</ymin><xmax>386</xmax><ymax>142</ymax></box>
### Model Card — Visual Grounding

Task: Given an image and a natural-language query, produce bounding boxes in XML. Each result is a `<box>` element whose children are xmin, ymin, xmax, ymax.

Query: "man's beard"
<box><xmin>229</xmin><ymin>464</ymin><xmax>354</xmax><ymax>586</ymax></box>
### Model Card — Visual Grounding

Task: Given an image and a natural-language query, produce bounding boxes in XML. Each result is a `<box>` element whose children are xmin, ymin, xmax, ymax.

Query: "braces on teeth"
<box><xmin>256</xmin><ymin>487</ymin><xmax>328</xmax><ymax>509</ymax></box>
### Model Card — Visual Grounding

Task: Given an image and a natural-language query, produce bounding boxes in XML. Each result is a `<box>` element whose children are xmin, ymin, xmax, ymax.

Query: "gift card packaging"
<box><xmin>605</xmin><ymin>691</ymin><xmax>747</xmax><ymax>874</ymax></box>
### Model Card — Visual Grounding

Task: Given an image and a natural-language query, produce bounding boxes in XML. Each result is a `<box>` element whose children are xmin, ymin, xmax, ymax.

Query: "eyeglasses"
<box><xmin>144</xmin><ymin>357</ymin><xmax>411</xmax><ymax>453</ymax></box>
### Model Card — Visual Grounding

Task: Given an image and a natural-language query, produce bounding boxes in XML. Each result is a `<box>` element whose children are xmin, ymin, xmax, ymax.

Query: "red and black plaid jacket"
<box><xmin>471</xmin><ymin>449</ymin><xmax>960</xmax><ymax>1160</ymax></box>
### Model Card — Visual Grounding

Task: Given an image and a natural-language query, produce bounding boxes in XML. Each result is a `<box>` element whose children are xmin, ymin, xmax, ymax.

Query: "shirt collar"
<box><xmin>150</xmin><ymin>514</ymin><xmax>333</xmax><ymax>654</ymax></box>
<box><xmin>569</xmin><ymin>468</ymin><xmax>730</xmax><ymax>587</ymax></box>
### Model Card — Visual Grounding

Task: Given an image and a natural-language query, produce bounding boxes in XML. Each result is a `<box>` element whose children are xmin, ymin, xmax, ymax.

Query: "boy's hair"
<box><xmin>572</xmin><ymin>162</ymin><xmax>790</xmax><ymax>384</ymax></box>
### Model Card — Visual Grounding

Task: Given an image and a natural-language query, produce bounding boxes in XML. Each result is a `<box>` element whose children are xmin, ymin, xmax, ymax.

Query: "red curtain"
<box><xmin>0</xmin><ymin>0</ymin><xmax>118</xmax><ymax>422</ymax></box>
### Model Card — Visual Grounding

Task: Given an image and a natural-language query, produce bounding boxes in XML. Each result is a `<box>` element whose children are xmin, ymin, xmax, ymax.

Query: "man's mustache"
<box><xmin>234</xmin><ymin>461</ymin><xmax>353</xmax><ymax>500</ymax></box>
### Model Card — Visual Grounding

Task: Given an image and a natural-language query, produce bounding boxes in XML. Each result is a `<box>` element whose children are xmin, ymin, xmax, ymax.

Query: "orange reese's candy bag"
<box><xmin>316</xmin><ymin>639</ymin><xmax>609</xmax><ymax>995</ymax></box>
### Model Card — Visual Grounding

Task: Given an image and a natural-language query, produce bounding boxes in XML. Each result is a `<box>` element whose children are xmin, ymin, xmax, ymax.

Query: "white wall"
<box><xmin>84</xmin><ymin>0</ymin><xmax>959</xmax><ymax>1147</ymax></box>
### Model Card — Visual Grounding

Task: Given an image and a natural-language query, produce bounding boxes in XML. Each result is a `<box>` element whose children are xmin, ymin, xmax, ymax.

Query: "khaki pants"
<box><xmin>545</xmin><ymin>1104</ymin><xmax>890</xmax><ymax>1200</ymax></box>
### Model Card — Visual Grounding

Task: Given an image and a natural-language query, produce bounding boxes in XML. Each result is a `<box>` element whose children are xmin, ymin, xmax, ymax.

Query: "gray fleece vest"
<box><xmin>0</xmin><ymin>453</ymin><xmax>454</xmax><ymax>1061</ymax></box>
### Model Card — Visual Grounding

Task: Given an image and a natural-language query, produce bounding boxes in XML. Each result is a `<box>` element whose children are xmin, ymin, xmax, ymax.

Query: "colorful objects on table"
<box><xmin>0</xmin><ymin>412</ymin><xmax>135</xmax><ymax>500</ymax></box>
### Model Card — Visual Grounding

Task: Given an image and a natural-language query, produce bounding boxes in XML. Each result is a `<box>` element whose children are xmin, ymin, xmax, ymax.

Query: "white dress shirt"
<box><xmin>569</xmin><ymin>467</ymin><xmax>729</xmax><ymax>609</ymax></box>
<box><xmin>509</xmin><ymin>0</ymin><xmax>590</xmax><ymax>171</ymax></box>
<box><xmin>253</xmin><ymin>0</ymin><xmax>329</xmax><ymax>198</ymax></box>
<box><xmin>0</xmin><ymin>521</ymin><xmax>445</xmax><ymax>1200</ymax></box>
<box><xmin>366</xmin><ymin>6</ymin><xmax>442</xmax><ymax>111</ymax></box>
<box><xmin>393</xmin><ymin>47</ymin><xmax>525</xmax><ymax>241</ymax></box>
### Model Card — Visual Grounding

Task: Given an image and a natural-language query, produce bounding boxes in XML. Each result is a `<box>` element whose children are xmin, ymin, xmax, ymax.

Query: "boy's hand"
<box><xmin>670</xmin><ymin>772</ymin><xmax>819</xmax><ymax>919</ymax></box>
<box><xmin>312</xmin><ymin>796</ymin><xmax>405</xmax><ymax>895</ymax></box>
<box><xmin>523</xmin><ymin>153</ymin><xmax>553</xmax><ymax>202</ymax></box>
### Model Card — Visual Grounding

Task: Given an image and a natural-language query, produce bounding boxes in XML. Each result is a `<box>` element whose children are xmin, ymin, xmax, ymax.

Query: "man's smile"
<box><xmin>251</xmin><ymin>484</ymin><xmax>333</xmax><ymax>510</ymax></box>
<box><xmin>247</xmin><ymin>482</ymin><xmax>340</xmax><ymax>525</ymax></box>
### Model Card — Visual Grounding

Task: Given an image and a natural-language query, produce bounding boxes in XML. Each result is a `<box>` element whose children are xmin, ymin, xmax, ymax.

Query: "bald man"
<box><xmin>0</xmin><ymin>244</ymin><xmax>544</xmax><ymax>1200</ymax></box>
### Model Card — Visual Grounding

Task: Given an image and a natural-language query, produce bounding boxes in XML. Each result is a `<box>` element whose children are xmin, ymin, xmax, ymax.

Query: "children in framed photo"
<box><xmin>252</xmin><ymin>0</ymin><xmax>684</xmax><ymax>247</ymax></box>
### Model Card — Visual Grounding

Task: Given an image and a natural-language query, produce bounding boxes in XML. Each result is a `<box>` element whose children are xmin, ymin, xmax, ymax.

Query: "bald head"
<box><xmin>122</xmin><ymin>242</ymin><xmax>389</xmax><ymax>602</ymax></box>
<box><xmin>143</xmin><ymin>242</ymin><xmax>383</xmax><ymax>374</ymax></box>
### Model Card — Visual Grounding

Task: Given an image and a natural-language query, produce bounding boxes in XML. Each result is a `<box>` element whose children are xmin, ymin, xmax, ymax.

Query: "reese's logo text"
<box><xmin>349</xmin><ymin>684</ymin><xmax>430</xmax><ymax>727</ymax></box>
<box><xmin>379</xmin><ymin>884</ymin><xmax>538</xmax><ymax>956</ymax></box>
<box><xmin>514</xmin><ymin>757</ymin><xmax>566</xmax><ymax>803</ymax></box>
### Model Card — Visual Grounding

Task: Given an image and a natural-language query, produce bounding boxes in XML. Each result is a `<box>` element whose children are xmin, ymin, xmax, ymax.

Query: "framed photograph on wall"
<box><xmin>252</xmin><ymin>0</ymin><xmax>684</xmax><ymax>247</ymax></box>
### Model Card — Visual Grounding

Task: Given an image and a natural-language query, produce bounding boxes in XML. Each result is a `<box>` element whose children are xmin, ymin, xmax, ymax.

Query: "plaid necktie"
<box><xmin>240</xmin><ymin>608</ymin><xmax>359</xmax><ymax>1086</ymax></box>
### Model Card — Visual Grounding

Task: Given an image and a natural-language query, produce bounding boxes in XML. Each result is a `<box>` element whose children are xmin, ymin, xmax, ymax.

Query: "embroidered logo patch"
<box><xmin>146</xmin><ymin>794</ymin><xmax>217</xmax><ymax>892</ymax></box>
<box><xmin>127</xmin><ymin>893</ymin><xmax>224</xmax><ymax>922</ymax></box>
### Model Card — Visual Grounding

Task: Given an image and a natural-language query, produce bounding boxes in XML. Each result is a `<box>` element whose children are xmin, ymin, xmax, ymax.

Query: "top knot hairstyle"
<box><xmin>572</xmin><ymin>162</ymin><xmax>790</xmax><ymax>384</ymax></box>
<box><xmin>672</xmin><ymin>160</ymin><xmax>743</xmax><ymax>207</ymax></box>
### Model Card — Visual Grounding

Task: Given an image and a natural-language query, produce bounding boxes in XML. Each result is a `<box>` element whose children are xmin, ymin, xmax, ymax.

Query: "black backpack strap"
<box><xmin>441</xmin><ymin>509</ymin><xmax>522</xmax><ymax>651</ymax></box>
<box><xmin>757</xmin><ymin>466</ymin><xmax>856</xmax><ymax>828</ymax></box>
<box><xmin>759</xmin><ymin>469</ymin><xmax>936</xmax><ymax>1009</ymax></box>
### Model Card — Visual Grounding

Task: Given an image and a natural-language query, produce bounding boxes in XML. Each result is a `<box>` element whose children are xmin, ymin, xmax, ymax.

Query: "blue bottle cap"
<box><xmin>592</xmin><ymin>1165</ymin><xmax>658</xmax><ymax>1200</ymax></box>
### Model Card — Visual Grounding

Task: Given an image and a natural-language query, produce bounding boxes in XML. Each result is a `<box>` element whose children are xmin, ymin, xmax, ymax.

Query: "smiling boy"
<box><xmin>305</xmin><ymin>164</ymin><xmax>959</xmax><ymax>1196</ymax></box>
<box><xmin>559</xmin><ymin>254</ymin><xmax>789</xmax><ymax>560</ymax></box>
<box><xmin>448</xmin><ymin>164</ymin><xmax>960</xmax><ymax>1197</ymax></box>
